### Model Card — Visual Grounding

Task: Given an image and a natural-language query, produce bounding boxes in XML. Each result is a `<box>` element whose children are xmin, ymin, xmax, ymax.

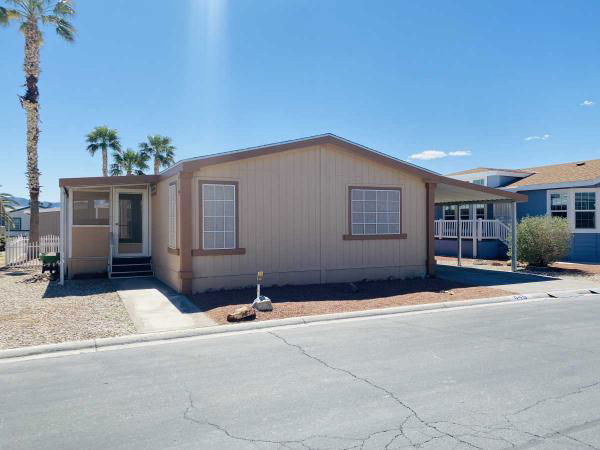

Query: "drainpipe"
<box><xmin>511</xmin><ymin>201</ymin><xmax>517</xmax><ymax>272</ymax></box>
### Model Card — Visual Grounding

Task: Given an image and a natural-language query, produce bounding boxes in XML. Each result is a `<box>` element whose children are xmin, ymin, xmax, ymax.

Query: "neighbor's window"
<box><xmin>443</xmin><ymin>205</ymin><xmax>456</xmax><ymax>220</ymax></box>
<box><xmin>550</xmin><ymin>193</ymin><xmax>568</xmax><ymax>219</ymax></box>
<box><xmin>575</xmin><ymin>192</ymin><xmax>596</xmax><ymax>229</ymax></box>
<box><xmin>473</xmin><ymin>179</ymin><xmax>485</xmax><ymax>186</ymax></box>
<box><xmin>72</xmin><ymin>191</ymin><xmax>110</xmax><ymax>225</ymax></box>
<box><xmin>168</xmin><ymin>183</ymin><xmax>177</xmax><ymax>249</ymax></box>
<box><xmin>10</xmin><ymin>217</ymin><xmax>22</xmax><ymax>231</ymax></box>
<box><xmin>350</xmin><ymin>188</ymin><xmax>401</xmax><ymax>235</ymax></box>
<box><xmin>475</xmin><ymin>204</ymin><xmax>486</xmax><ymax>220</ymax></box>
<box><xmin>202</xmin><ymin>183</ymin><xmax>236</xmax><ymax>250</ymax></box>
<box><xmin>460</xmin><ymin>206</ymin><xmax>471</xmax><ymax>221</ymax></box>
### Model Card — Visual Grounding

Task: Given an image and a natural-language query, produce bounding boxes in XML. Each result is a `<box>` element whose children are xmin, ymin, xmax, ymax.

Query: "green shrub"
<box><xmin>508</xmin><ymin>215</ymin><xmax>571</xmax><ymax>266</ymax></box>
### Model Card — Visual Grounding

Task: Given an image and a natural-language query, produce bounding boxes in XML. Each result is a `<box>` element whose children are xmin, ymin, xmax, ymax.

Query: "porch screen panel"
<box><xmin>350</xmin><ymin>188</ymin><xmax>401</xmax><ymax>235</ymax></box>
<box><xmin>202</xmin><ymin>184</ymin><xmax>236</xmax><ymax>250</ymax></box>
<box><xmin>168</xmin><ymin>183</ymin><xmax>177</xmax><ymax>249</ymax></box>
<box><xmin>72</xmin><ymin>191</ymin><xmax>110</xmax><ymax>225</ymax></box>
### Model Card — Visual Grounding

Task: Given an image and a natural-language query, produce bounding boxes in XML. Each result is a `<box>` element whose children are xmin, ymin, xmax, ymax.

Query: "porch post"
<box><xmin>426</xmin><ymin>183</ymin><xmax>437</xmax><ymax>276</ymax></box>
<box><xmin>511</xmin><ymin>201</ymin><xmax>517</xmax><ymax>272</ymax></box>
<box><xmin>178</xmin><ymin>171</ymin><xmax>194</xmax><ymax>295</ymax></box>
<box><xmin>472</xmin><ymin>212</ymin><xmax>477</xmax><ymax>259</ymax></box>
<box><xmin>59</xmin><ymin>188</ymin><xmax>66</xmax><ymax>285</ymax></box>
<box><xmin>457</xmin><ymin>203</ymin><xmax>462</xmax><ymax>267</ymax></box>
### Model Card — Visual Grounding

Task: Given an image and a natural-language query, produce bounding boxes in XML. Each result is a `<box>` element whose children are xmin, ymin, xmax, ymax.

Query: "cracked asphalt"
<box><xmin>3</xmin><ymin>296</ymin><xmax>600</xmax><ymax>449</ymax></box>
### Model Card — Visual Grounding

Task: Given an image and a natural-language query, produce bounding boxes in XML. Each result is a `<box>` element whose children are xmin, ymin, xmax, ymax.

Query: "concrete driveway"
<box><xmin>112</xmin><ymin>278</ymin><xmax>216</xmax><ymax>333</ymax></box>
<box><xmin>2</xmin><ymin>295</ymin><xmax>600</xmax><ymax>449</ymax></box>
<box><xmin>436</xmin><ymin>263</ymin><xmax>599</xmax><ymax>294</ymax></box>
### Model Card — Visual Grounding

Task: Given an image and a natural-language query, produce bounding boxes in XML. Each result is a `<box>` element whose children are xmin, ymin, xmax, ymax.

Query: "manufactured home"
<box><xmin>59</xmin><ymin>134</ymin><xmax>526</xmax><ymax>294</ymax></box>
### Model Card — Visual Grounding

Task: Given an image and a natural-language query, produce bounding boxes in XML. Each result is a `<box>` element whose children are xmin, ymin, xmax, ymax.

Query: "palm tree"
<box><xmin>110</xmin><ymin>149</ymin><xmax>149</xmax><ymax>176</ymax></box>
<box><xmin>86</xmin><ymin>126</ymin><xmax>121</xmax><ymax>177</ymax></box>
<box><xmin>1</xmin><ymin>0</ymin><xmax>75</xmax><ymax>244</ymax></box>
<box><xmin>139</xmin><ymin>135</ymin><xmax>176</xmax><ymax>175</ymax></box>
<box><xmin>0</xmin><ymin>189</ymin><xmax>17</xmax><ymax>229</ymax></box>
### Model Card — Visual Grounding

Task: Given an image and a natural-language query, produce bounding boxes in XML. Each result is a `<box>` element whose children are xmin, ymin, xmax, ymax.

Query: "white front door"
<box><xmin>113</xmin><ymin>188</ymin><xmax>149</xmax><ymax>257</ymax></box>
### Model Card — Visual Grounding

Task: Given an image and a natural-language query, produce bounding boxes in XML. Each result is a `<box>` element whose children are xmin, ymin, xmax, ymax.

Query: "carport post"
<box><xmin>457</xmin><ymin>203</ymin><xmax>462</xmax><ymax>267</ymax></box>
<box><xmin>511</xmin><ymin>201</ymin><xmax>517</xmax><ymax>272</ymax></box>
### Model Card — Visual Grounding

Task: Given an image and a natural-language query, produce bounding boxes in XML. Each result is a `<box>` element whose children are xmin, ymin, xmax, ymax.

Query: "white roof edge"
<box><xmin>159</xmin><ymin>133</ymin><xmax>442</xmax><ymax>177</ymax></box>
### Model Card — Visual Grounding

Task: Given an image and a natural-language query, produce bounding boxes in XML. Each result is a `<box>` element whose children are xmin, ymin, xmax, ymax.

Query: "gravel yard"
<box><xmin>194</xmin><ymin>277</ymin><xmax>512</xmax><ymax>325</ymax></box>
<box><xmin>0</xmin><ymin>268</ymin><xmax>135</xmax><ymax>350</ymax></box>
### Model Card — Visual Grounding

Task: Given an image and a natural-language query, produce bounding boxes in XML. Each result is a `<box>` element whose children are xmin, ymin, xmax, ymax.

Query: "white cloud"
<box><xmin>524</xmin><ymin>134</ymin><xmax>551</xmax><ymax>141</ymax></box>
<box><xmin>448</xmin><ymin>150</ymin><xmax>472</xmax><ymax>156</ymax></box>
<box><xmin>409</xmin><ymin>149</ymin><xmax>471</xmax><ymax>160</ymax></box>
<box><xmin>581</xmin><ymin>100</ymin><xmax>595</xmax><ymax>107</ymax></box>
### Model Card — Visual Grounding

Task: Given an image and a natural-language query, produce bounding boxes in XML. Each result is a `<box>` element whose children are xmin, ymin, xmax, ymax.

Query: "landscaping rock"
<box><xmin>227</xmin><ymin>305</ymin><xmax>256</xmax><ymax>322</ymax></box>
<box><xmin>252</xmin><ymin>296</ymin><xmax>273</xmax><ymax>312</ymax></box>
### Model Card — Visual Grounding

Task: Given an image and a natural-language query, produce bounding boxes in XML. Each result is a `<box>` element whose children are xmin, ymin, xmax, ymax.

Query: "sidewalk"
<box><xmin>112</xmin><ymin>278</ymin><xmax>216</xmax><ymax>333</ymax></box>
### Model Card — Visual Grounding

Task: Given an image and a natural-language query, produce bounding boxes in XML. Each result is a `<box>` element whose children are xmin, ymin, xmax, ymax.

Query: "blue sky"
<box><xmin>2</xmin><ymin>0</ymin><xmax>600</xmax><ymax>201</ymax></box>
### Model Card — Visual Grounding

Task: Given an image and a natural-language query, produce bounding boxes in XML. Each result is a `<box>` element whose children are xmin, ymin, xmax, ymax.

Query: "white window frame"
<box><xmin>202</xmin><ymin>183</ymin><xmax>237</xmax><ymax>250</ymax></box>
<box><xmin>549</xmin><ymin>192</ymin><xmax>568</xmax><ymax>219</ymax></box>
<box><xmin>168</xmin><ymin>182</ymin><xmax>177</xmax><ymax>249</ymax></box>
<box><xmin>575</xmin><ymin>191</ymin><xmax>596</xmax><ymax>230</ymax></box>
<box><xmin>474</xmin><ymin>204</ymin><xmax>487</xmax><ymax>220</ymax></box>
<box><xmin>472</xmin><ymin>178</ymin><xmax>485</xmax><ymax>186</ymax></box>
<box><xmin>546</xmin><ymin>188</ymin><xmax>599</xmax><ymax>233</ymax></box>
<box><xmin>443</xmin><ymin>205</ymin><xmax>456</xmax><ymax>220</ymax></box>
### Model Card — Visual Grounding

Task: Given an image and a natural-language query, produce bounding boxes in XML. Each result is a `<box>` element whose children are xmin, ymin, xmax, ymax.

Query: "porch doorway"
<box><xmin>113</xmin><ymin>188</ymin><xmax>149</xmax><ymax>257</ymax></box>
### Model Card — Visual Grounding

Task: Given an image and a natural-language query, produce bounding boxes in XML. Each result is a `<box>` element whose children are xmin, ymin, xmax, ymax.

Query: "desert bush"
<box><xmin>508</xmin><ymin>215</ymin><xmax>571</xmax><ymax>266</ymax></box>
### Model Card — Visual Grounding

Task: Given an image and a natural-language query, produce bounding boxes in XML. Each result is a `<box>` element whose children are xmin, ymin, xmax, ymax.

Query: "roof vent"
<box><xmin>576</xmin><ymin>161</ymin><xmax>586</xmax><ymax>166</ymax></box>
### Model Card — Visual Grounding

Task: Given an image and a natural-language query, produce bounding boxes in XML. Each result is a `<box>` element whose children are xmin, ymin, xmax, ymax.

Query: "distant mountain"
<box><xmin>7</xmin><ymin>196</ymin><xmax>60</xmax><ymax>209</ymax></box>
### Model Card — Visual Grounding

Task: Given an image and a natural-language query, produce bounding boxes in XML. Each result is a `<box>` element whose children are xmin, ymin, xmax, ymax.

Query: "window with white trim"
<box><xmin>475</xmin><ymin>204</ymin><xmax>486</xmax><ymax>220</ymax></box>
<box><xmin>575</xmin><ymin>192</ymin><xmax>596</xmax><ymax>229</ymax></box>
<box><xmin>550</xmin><ymin>193</ymin><xmax>567</xmax><ymax>219</ymax></box>
<box><xmin>473</xmin><ymin>179</ymin><xmax>485</xmax><ymax>186</ymax></box>
<box><xmin>443</xmin><ymin>205</ymin><xmax>456</xmax><ymax>220</ymax></box>
<box><xmin>350</xmin><ymin>188</ymin><xmax>400</xmax><ymax>235</ymax></box>
<box><xmin>202</xmin><ymin>183</ymin><xmax>236</xmax><ymax>249</ymax></box>
<box><xmin>168</xmin><ymin>183</ymin><xmax>177</xmax><ymax>249</ymax></box>
<box><xmin>460</xmin><ymin>206</ymin><xmax>470</xmax><ymax>221</ymax></box>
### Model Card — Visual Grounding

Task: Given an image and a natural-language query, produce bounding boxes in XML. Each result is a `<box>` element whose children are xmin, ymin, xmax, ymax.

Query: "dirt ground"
<box><xmin>0</xmin><ymin>267</ymin><xmax>135</xmax><ymax>349</ymax></box>
<box><xmin>193</xmin><ymin>277</ymin><xmax>513</xmax><ymax>325</ymax></box>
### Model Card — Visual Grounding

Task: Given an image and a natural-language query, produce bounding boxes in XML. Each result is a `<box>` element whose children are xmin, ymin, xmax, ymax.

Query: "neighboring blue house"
<box><xmin>435</xmin><ymin>159</ymin><xmax>600</xmax><ymax>262</ymax></box>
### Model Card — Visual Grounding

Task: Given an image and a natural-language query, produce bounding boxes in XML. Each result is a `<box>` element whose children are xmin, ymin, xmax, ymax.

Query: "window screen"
<box><xmin>72</xmin><ymin>191</ymin><xmax>110</xmax><ymax>225</ymax></box>
<box><xmin>575</xmin><ymin>192</ymin><xmax>595</xmax><ymax>229</ymax></box>
<box><xmin>350</xmin><ymin>189</ymin><xmax>400</xmax><ymax>235</ymax></box>
<box><xmin>202</xmin><ymin>184</ymin><xmax>236</xmax><ymax>250</ymax></box>
<box><xmin>168</xmin><ymin>183</ymin><xmax>177</xmax><ymax>249</ymax></box>
<box><xmin>550</xmin><ymin>193</ymin><xmax>568</xmax><ymax>219</ymax></box>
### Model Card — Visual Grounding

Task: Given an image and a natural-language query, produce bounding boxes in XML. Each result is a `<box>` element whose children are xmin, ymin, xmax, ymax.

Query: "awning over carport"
<box><xmin>425</xmin><ymin>178</ymin><xmax>527</xmax><ymax>274</ymax></box>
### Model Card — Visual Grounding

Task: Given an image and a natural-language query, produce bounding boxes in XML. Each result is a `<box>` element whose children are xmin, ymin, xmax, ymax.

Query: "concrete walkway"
<box><xmin>112</xmin><ymin>278</ymin><xmax>216</xmax><ymax>333</ymax></box>
<box><xmin>436</xmin><ymin>263</ymin><xmax>600</xmax><ymax>294</ymax></box>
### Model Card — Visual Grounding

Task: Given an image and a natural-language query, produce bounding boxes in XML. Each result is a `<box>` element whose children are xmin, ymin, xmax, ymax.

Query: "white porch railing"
<box><xmin>5</xmin><ymin>235</ymin><xmax>60</xmax><ymax>268</ymax></box>
<box><xmin>434</xmin><ymin>219</ymin><xmax>510</xmax><ymax>244</ymax></box>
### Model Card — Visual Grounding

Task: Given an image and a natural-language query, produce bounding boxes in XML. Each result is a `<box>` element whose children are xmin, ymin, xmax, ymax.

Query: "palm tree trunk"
<box><xmin>21</xmin><ymin>20</ymin><xmax>41</xmax><ymax>244</ymax></box>
<box><xmin>102</xmin><ymin>148</ymin><xmax>108</xmax><ymax>177</ymax></box>
<box><xmin>154</xmin><ymin>158</ymin><xmax>160</xmax><ymax>175</ymax></box>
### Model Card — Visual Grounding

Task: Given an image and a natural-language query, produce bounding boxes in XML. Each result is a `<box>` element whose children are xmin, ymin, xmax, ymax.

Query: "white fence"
<box><xmin>5</xmin><ymin>235</ymin><xmax>60</xmax><ymax>268</ymax></box>
<box><xmin>434</xmin><ymin>219</ymin><xmax>510</xmax><ymax>244</ymax></box>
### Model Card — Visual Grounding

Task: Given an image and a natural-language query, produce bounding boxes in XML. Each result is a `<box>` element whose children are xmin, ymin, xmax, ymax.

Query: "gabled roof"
<box><xmin>504</xmin><ymin>159</ymin><xmax>600</xmax><ymax>189</ymax></box>
<box><xmin>59</xmin><ymin>134</ymin><xmax>526</xmax><ymax>203</ymax></box>
<box><xmin>447</xmin><ymin>167</ymin><xmax>533</xmax><ymax>176</ymax></box>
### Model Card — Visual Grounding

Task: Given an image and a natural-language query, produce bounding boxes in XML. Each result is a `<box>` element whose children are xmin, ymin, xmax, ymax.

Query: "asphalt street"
<box><xmin>2</xmin><ymin>296</ymin><xmax>600</xmax><ymax>449</ymax></box>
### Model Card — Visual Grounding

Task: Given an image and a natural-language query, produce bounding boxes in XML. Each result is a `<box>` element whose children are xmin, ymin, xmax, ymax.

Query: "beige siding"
<box><xmin>152</xmin><ymin>175</ymin><xmax>181</xmax><ymax>291</ymax></box>
<box><xmin>191</xmin><ymin>143</ymin><xmax>426</xmax><ymax>293</ymax></box>
<box><xmin>68</xmin><ymin>226</ymin><xmax>110</xmax><ymax>276</ymax></box>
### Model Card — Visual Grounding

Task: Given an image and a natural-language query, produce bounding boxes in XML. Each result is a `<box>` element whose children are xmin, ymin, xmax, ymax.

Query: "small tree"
<box><xmin>509</xmin><ymin>216</ymin><xmax>571</xmax><ymax>266</ymax></box>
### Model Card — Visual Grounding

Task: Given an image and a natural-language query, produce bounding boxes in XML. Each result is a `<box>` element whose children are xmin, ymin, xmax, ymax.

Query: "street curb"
<box><xmin>1</xmin><ymin>289</ymin><xmax>598</xmax><ymax>362</ymax></box>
